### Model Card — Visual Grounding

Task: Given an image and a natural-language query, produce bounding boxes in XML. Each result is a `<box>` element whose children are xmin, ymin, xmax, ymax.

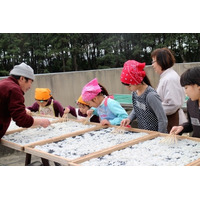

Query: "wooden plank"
<box><xmin>158</xmin><ymin>132</ymin><xmax>200</xmax><ymax>142</ymax></box>
<box><xmin>186</xmin><ymin>158</ymin><xmax>200</xmax><ymax>166</ymax></box>
<box><xmin>72</xmin><ymin>132</ymin><xmax>159</xmax><ymax>164</ymax></box>
<box><xmin>24</xmin><ymin>124</ymin><xmax>103</xmax><ymax>148</ymax></box>
<box><xmin>108</xmin><ymin>124</ymin><xmax>161</xmax><ymax>135</ymax></box>
<box><xmin>30</xmin><ymin>113</ymin><xmax>59</xmax><ymax>119</ymax></box>
<box><xmin>24</xmin><ymin>146</ymin><xmax>75</xmax><ymax>166</ymax></box>
<box><xmin>5</xmin><ymin>128</ymin><xmax>27</xmax><ymax>135</ymax></box>
<box><xmin>5</xmin><ymin>115</ymin><xmax>61</xmax><ymax>135</ymax></box>
<box><xmin>3</xmin><ymin>120</ymin><xmax>102</xmax><ymax>152</ymax></box>
<box><xmin>0</xmin><ymin>139</ymin><xmax>23</xmax><ymax>151</ymax></box>
<box><xmin>72</xmin><ymin>132</ymin><xmax>200</xmax><ymax>166</ymax></box>
<box><xmin>24</xmin><ymin>126</ymin><xmax>158</xmax><ymax>166</ymax></box>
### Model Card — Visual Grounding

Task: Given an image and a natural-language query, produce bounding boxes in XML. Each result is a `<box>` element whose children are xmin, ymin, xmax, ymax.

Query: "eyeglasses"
<box><xmin>36</xmin><ymin>99</ymin><xmax>48</xmax><ymax>103</ymax></box>
<box><xmin>152</xmin><ymin>60</ymin><xmax>157</xmax><ymax>64</ymax></box>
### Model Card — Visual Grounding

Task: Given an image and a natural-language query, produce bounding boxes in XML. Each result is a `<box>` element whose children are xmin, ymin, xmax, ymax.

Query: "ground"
<box><xmin>0</xmin><ymin>150</ymin><xmax>42</xmax><ymax>166</ymax></box>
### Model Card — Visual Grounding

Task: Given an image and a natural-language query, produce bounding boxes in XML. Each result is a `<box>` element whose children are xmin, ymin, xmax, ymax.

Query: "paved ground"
<box><xmin>0</xmin><ymin>150</ymin><xmax>43</xmax><ymax>166</ymax></box>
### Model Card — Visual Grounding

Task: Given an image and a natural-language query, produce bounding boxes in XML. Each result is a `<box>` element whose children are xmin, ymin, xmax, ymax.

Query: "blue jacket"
<box><xmin>93</xmin><ymin>97</ymin><xmax>128</xmax><ymax>125</ymax></box>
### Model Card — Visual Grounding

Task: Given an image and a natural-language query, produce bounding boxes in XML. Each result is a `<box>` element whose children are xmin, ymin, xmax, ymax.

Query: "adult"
<box><xmin>0</xmin><ymin>62</ymin><xmax>50</xmax><ymax>139</ymax></box>
<box><xmin>151</xmin><ymin>47</ymin><xmax>187</xmax><ymax>132</ymax></box>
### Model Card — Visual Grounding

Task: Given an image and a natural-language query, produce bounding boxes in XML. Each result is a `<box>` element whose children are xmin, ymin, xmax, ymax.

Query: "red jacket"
<box><xmin>0</xmin><ymin>76</ymin><xmax>34</xmax><ymax>139</ymax></box>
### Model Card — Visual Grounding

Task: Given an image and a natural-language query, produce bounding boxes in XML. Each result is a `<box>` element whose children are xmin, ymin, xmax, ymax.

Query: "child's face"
<box><xmin>86</xmin><ymin>97</ymin><xmax>100</xmax><ymax>108</ymax></box>
<box><xmin>184</xmin><ymin>84</ymin><xmax>200</xmax><ymax>101</ymax></box>
<box><xmin>36</xmin><ymin>100</ymin><xmax>48</xmax><ymax>107</ymax></box>
<box><xmin>125</xmin><ymin>84</ymin><xmax>139</xmax><ymax>92</ymax></box>
<box><xmin>78</xmin><ymin>104</ymin><xmax>90</xmax><ymax>114</ymax></box>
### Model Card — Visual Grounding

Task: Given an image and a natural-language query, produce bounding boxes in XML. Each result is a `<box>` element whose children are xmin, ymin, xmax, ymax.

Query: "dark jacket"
<box><xmin>67</xmin><ymin>106</ymin><xmax>100</xmax><ymax>123</ymax></box>
<box><xmin>180</xmin><ymin>99</ymin><xmax>200</xmax><ymax>138</ymax></box>
<box><xmin>0</xmin><ymin>76</ymin><xmax>34</xmax><ymax>139</ymax></box>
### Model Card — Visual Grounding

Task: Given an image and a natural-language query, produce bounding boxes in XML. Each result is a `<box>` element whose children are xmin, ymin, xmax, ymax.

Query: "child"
<box><xmin>120</xmin><ymin>60</ymin><xmax>168</xmax><ymax>133</ymax></box>
<box><xmin>170</xmin><ymin>66</ymin><xmax>200</xmax><ymax>138</ymax></box>
<box><xmin>26</xmin><ymin>88</ymin><xmax>64</xmax><ymax>117</ymax></box>
<box><xmin>64</xmin><ymin>95</ymin><xmax>100</xmax><ymax>123</ymax></box>
<box><xmin>81</xmin><ymin>78</ymin><xmax>128</xmax><ymax>126</ymax></box>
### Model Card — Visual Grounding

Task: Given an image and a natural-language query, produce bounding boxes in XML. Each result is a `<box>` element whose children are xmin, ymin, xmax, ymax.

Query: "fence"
<box><xmin>1</xmin><ymin>62</ymin><xmax>200</xmax><ymax>108</ymax></box>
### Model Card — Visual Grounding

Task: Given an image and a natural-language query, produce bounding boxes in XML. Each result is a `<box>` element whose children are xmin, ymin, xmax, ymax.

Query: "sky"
<box><xmin>1</xmin><ymin>1</ymin><xmax>199</xmax><ymax>199</ymax></box>
<box><xmin>1</xmin><ymin>0</ymin><xmax>199</xmax><ymax>33</ymax></box>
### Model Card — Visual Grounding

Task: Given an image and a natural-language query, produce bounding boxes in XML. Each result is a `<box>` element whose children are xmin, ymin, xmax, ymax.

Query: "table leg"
<box><xmin>41</xmin><ymin>158</ymin><xmax>50</xmax><ymax>166</ymax></box>
<box><xmin>25</xmin><ymin>153</ymin><xmax>32</xmax><ymax>166</ymax></box>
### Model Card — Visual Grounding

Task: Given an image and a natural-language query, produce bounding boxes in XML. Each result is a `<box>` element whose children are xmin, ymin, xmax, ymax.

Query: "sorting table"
<box><xmin>1</xmin><ymin>115</ymin><xmax>199</xmax><ymax>166</ymax></box>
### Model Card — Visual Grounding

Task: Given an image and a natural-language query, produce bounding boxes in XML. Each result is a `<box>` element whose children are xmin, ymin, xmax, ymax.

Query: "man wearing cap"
<box><xmin>0</xmin><ymin>62</ymin><xmax>51</xmax><ymax>139</ymax></box>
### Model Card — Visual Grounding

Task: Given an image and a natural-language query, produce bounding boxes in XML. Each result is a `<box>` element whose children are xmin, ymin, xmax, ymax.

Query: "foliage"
<box><xmin>0</xmin><ymin>33</ymin><xmax>200</xmax><ymax>75</ymax></box>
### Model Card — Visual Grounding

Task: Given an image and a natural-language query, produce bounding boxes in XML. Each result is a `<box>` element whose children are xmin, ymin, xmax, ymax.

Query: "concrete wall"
<box><xmin>1</xmin><ymin>62</ymin><xmax>200</xmax><ymax>108</ymax></box>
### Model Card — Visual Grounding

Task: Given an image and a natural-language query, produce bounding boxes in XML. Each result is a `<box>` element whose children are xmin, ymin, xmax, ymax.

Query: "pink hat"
<box><xmin>120</xmin><ymin>60</ymin><xmax>146</xmax><ymax>85</ymax></box>
<box><xmin>81</xmin><ymin>78</ymin><xmax>102</xmax><ymax>101</ymax></box>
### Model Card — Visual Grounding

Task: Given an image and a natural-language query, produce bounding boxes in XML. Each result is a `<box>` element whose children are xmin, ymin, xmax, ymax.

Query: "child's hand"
<box><xmin>26</xmin><ymin>108</ymin><xmax>31</xmax><ymax>115</ymax></box>
<box><xmin>100</xmin><ymin>119</ymin><xmax>110</xmax><ymax>126</ymax></box>
<box><xmin>169</xmin><ymin>126</ymin><xmax>183</xmax><ymax>135</ymax></box>
<box><xmin>120</xmin><ymin>118</ymin><xmax>130</xmax><ymax>127</ymax></box>
<box><xmin>87</xmin><ymin>109</ymin><xmax>94</xmax><ymax>117</ymax></box>
<box><xmin>64</xmin><ymin>107</ymin><xmax>70</xmax><ymax>114</ymax></box>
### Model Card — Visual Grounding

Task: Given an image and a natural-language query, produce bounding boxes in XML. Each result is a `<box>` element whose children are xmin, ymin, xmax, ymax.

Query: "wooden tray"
<box><xmin>1</xmin><ymin>119</ymin><xmax>101</xmax><ymax>151</ymax></box>
<box><xmin>74</xmin><ymin>133</ymin><xmax>200</xmax><ymax>166</ymax></box>
<box><xmin>24</xmin><ymin>126</ymin><xmax>159</xmax><ymax>166</ymax></box>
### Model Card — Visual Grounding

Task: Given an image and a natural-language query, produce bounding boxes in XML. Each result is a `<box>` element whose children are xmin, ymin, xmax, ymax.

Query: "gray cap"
<box><xmin>9</xmin><ymin>62</ymin><xmax>35</xmax><ymax>80</ymax></box>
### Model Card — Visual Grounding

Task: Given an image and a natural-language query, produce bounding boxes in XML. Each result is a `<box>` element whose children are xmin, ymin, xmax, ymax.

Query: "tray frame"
<box><xmin>24</xmin><ymin>125</ymin><xmax>159</xmax><ymax>166</ymax></box>
<box><xmin>73</xmin><ymin>132</ymin><xmax>200</xmax><ymax>166</ymax></box>
<box><xmin>1</xmin><ymin>119</ymin><xmax>101</xmax><ymax>151</ymax></box>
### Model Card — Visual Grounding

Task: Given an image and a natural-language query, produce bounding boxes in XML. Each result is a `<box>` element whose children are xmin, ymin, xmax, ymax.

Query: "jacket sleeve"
<box><xmin>128</xmin><ymin>109</ymin><xmax>136</xmax><ymax>122</ymax></box>
<box><xmin>157</xmin><ymin>78</ymin><xmax>185</xmax><ymax>115</ymax></box>
<box><xmin>53</xmin><ymin>100</ymin><xmax>64</xmax><ymax>117</ymax></box>
<box><xmin>180</xmin><ymin>101</ymin><xmax>193</xmax><ymax>134</ymax></box>
<box><xmin>147</xmin><ymin>93</ymin><xmax>168</xmax><ymax>133</ymax></box>
<box><xmin>67</xmin><ymin>106</ymin><xmax>77</xmax><ymax>117</ymax></box>
<box><xmin>107</xmin><ymin>99</ymin><xmax>128</xmax><ymax>125</ymax></box>
<box><xmin>8</xmin><ymin>87</ymin><xmax>34</xmax><ymax>128</ymax></box>
<box><xmin>27</xmin><ymin>102</ymin><xmax>39</xmax><ymax>112</ymax></box>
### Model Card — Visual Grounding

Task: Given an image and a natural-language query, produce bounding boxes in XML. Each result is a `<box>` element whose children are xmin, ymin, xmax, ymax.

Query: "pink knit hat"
<box><xmin>120</xmin><ymin>60</ymin><xmax>146</xmax><ymax>85</ymax></box>
<box><xmin>81</xmin><ymin>78</ymin><xmax>102</xmax><ymax>101</ymax></box>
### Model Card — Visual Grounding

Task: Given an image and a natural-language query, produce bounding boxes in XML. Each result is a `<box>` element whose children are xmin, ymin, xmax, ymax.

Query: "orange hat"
<box><xmin>35</xmin><ymin>88</ymin><xmax>51</xmax><ymax>100</ymax></box>
<box><xmin>77</xmin><ymin>95</ymin><xmax>89</xmax><ymax>106</ymax></box>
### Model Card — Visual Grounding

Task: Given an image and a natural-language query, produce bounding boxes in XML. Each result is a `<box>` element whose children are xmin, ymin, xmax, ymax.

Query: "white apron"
<box><xmin>39</xmin><ymin>99</ymin><xmax>55</xmax><ymax>116</ymax></box>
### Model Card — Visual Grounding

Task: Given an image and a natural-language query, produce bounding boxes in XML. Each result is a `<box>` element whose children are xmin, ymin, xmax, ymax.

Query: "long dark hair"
<box><xmin>142</xmin><ymin>76</ymin><xmax>152</xmax><ymax>86</ymax></box>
